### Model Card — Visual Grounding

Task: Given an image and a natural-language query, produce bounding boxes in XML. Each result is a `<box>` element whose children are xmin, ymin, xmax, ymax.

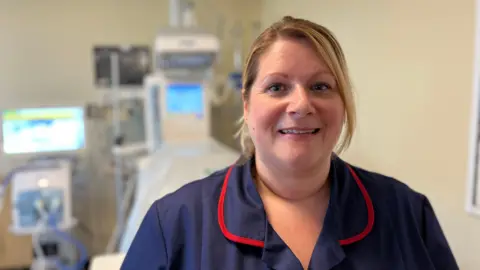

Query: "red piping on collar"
<box><xmin>217</xmin><ymin>166</ymin><xmax>265</xmax><ymax>247</ymax></box>
<box><xmin>217</xmin><ymin>164</ymin><xmax>375</xmax><ymax>248</ymax></box>
<box><xmin>339</xmin><ymin>166</ymin><xmax>375</xmax><ymax>245</ymax></box>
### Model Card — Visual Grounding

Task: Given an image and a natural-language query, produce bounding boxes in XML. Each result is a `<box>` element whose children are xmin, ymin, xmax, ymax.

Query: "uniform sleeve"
<box><xmin>421</xmin><ymin>196</ymin><xmax>459</xmax><ymax>270</ymax></box>
<box><xmin>121</xmin><ymin>201</ymin><xmax>168</xmax><ymax>270</ymax></box>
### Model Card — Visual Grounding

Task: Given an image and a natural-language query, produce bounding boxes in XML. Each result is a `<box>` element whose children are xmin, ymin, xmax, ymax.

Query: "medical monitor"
<box><xmin>2</xmin><ymin>107</ymin><xmax>85</xmax><ymax>154</ymax></box>
<box><xmin>166</xmin><ymin>83</ymin><xmax>204</xmax><ymax>116</ymax></box>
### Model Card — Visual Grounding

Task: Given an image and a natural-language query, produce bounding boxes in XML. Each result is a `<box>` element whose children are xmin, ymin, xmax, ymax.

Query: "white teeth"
<box><xmin>281</xmin><ymin>129</ymin><xmax>314</xmax><ymax>134</ymax></box>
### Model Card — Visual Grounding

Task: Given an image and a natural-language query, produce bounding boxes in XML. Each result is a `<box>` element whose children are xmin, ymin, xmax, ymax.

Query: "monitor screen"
<box><xmin>166</xmin><ymin>83</ymin><xmax>204</xmax><ymax>115</ymax></box>
<box><xmin>2</xmin><ymin>107</ymin><xmax>86</xmax><ymax>154</ymax></box>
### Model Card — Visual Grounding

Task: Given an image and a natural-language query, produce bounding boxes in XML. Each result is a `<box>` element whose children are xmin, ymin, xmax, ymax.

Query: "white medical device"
<box><xmin>9</xmin><ymin>161</ymin><xmax>75</xmax><ymax>235</ymax></box>
<box><xmin>109</xmin><ymin>29</ymin><xmax>220</xmax><ymax>155</ymax></box>
<box><xmin>145</xmin><ymin>28</ymin><xmax>219</xmax><ymax>146</ymax></box>
<box><xmin>0</xmin><ymin>106</ymin><xmax>88</xmax><ymax>270</ymax></box>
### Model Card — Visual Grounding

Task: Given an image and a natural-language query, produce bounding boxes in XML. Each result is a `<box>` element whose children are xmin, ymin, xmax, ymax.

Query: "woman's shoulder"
<box><xmin>152</xmin><ymin>166</ymin><xmax>229</xmax><ymax>212</ymax></box>
<box><xmin>346</xmin><ymin>163</ymin><xmax>458</xmax><ymax>269</ymax></box>
<box><xmin>145</xmin><ymin>164</ymin><xmax>238</xmax><ymax>230</ymax></box>
<box><xmin>349</xmin><ymin>163</ymin><xmax>429</xmax><ymax>210</ymax></box>
<box><xmin>347</xmin><ymin>163</ymin><xmax>438</xmax><ymax>240</ymax></box>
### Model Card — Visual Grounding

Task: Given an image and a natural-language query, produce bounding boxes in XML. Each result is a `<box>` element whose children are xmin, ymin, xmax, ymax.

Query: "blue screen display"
<box><xmin>166</xmin><ymin>84</ymin><xmax>204</xmax><ymax>115</ymax></box>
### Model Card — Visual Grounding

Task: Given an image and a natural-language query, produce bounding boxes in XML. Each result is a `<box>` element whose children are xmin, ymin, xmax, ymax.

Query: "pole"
<box><xmin>110</xmin><ymin>52</ymin><xmax>124</xmax><ymax>251</ymax></box>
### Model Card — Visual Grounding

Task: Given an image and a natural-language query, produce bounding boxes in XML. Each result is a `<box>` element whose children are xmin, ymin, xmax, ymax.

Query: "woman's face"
<box><xmin>244</xmin><ymin>38</ymin><xmax>345</xmax><ymax>170</ymax></box>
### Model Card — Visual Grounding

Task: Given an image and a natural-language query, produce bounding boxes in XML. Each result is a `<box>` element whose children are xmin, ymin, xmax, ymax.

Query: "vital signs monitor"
<box><xmin>2</xmin><ymin>107</ymin><xmax>85</xmax><ymax>154</ymax></box>
<box><xmin>166</xmin><ymin>83</ymin><xmax>204</xmax><ymax>116</ymax></box>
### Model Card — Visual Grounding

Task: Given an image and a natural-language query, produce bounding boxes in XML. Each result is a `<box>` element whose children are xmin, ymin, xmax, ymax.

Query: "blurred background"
<box><xmin>0</xmin><ymin>0</ymin><xmax>479</xmax><ymax>269</ymax></box>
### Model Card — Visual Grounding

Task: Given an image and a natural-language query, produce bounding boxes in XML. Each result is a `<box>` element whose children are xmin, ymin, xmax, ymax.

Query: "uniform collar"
<box><xmin>217</xmin><ymin>155</ymin><xmax>374</xmax><ymax>250</ymax></box>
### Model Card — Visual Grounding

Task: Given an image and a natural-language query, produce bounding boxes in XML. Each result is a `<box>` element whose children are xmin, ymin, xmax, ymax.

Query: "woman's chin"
<box><xmin>277</xmin><ymin>151</ymin><xmax>320</xmax><ymax>169</ymax></box>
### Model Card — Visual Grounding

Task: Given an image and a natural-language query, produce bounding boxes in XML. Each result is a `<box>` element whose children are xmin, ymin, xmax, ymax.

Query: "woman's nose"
<box><xmin>286</xmin><ymin>86</ymin><xmax>314</xmax><ymax>118</ymax></box>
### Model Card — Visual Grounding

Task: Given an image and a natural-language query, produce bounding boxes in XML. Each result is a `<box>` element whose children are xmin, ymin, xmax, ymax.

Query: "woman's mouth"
<box><xmin>278</xmin><ymin>128</ymin><xmax>320</xmax><ymax>135</ymax></box>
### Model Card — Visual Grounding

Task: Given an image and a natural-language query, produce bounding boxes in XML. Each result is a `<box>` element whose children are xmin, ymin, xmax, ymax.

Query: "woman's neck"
<box><xmin>253</xmin><ymin>155</ymin><xmax>332</xmax><ymax>269</ymax></box>
<box><xmin>253</xmin><ymin>155</ymin><xmax>331</xmax><ymax>202</ymax></box>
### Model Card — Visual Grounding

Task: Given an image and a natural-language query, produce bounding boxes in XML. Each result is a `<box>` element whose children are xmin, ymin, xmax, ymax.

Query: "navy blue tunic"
<box><xmin>121</xmin><ymin>156</ymin><xmax>459</xmax><ymax>269</ymax></box>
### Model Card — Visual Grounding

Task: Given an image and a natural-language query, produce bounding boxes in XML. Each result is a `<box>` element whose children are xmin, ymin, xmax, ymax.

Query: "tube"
<box><xmin>0</xmin><ymin>167</ymin><xmax>21</xmax><ymax>214</ymax></box>
<box><xmin>52</xmin><ymin>227</ymin><xmax>89</xmax><ymax>270</ymax></box>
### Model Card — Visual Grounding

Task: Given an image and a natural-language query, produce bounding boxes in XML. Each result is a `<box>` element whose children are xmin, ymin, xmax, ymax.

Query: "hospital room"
<box><xmin>0</xmin><ymin>0</ymin><xmax>479</xmax><ymax>269</ymax></box>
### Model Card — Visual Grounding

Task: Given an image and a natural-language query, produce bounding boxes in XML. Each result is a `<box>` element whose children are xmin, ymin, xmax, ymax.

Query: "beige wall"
<box><xmin>0</xmin><ymin>0</ymin><xmax>260</xmax><ymax>267</ymax></box>
<box><xmin>262</xmin><ymin>0</ymin><xmax>480</xmax><ymax>269</ymax></box>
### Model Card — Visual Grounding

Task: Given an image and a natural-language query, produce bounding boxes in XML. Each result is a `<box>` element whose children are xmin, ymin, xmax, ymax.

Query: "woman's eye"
<box><xmin>312</xmin><ymin>82</ymin><xmax>331</xmax><ymax>92</ymax></box>
<box><xmin>267</xmin><ymin>83</ymin><xmax>285</xmax><ymax>93</ymax></box>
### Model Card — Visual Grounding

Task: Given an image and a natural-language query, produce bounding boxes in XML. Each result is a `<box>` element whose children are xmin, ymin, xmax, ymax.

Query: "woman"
<box><xmin>121</xmin><ymin>16</ymin><xmax>458</xmax><ymax>270</ymax></box>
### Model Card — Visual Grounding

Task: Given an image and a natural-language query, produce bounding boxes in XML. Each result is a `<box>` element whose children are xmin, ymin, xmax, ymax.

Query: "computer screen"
<box><xmin>2</xmin><ymin>107</ymin><xmax>86</xmax><ymax>154</ymax></box>
<box><xmin>166</xmin><ymin>83</ymin><xmax>204</xmax><ymax>115</ymax></box>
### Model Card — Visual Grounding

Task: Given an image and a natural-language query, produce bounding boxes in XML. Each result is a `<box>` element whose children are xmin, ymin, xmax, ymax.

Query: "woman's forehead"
<box><xmin>255</xmin><ymin>39</ymin><xmax>332</xmax><ymax>81</ymax></box>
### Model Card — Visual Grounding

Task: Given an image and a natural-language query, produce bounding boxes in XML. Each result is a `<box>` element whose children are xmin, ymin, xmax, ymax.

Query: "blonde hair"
<box><xmin>236</xmin><ymin>16</ymin><xmax>356</xmax><ymax>158</ymax></box>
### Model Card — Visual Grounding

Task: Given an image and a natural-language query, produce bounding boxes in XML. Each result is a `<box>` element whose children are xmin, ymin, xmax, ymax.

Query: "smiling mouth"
<box><xmin>278</xmin><ymin>128</ymin><xmax>320</xmax><ymax>135</ymax></box>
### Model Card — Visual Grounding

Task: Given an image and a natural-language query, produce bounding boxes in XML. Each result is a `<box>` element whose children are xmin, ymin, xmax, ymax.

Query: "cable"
<box><xmin>45</xmin><ymin>210</ymin><xmax>88</xmax><ymax>270</ymax></box>
<box><xmin>0</xmin><ymin>187</ymin><xmax>5</xmax><ymax>214</ymax></box>
<box><xmin>0</xmin><ymin>167</ymin><xmax>18</xmax><ymax>215</ymax></box>
<box><xmin>52</xmin><ymin>227</ymin><xmax>88</xmax><ymax>270</ymax></box>
<box><xmin>31</xmin><ymin>202</ymin><xmax>52</xmax><ymax>269</ymax></box>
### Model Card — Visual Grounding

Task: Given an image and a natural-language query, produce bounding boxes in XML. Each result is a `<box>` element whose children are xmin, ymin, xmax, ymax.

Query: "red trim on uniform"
<box><xmin>338</xmin><ymin>166</ymin><xmax>375</xmax><ymax>245</ymax></box>
<box><xmin>218</xmin><ymin>166</ymin><xmax>265</xmax><ymax>248</ymax></box>
<box><xmin>217</xmin><ymin>164</ymin><xmax>374</xmax><ymax>248</ymax></box>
